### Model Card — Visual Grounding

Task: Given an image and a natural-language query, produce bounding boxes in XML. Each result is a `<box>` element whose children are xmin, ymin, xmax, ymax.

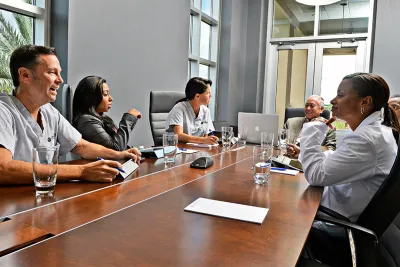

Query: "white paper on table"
<box><xmin>270</xmin><ymin>169</ymin><xmax>299</xmax><ymax>176</ymax></box>
<box><xmin>184</xmin><ymin>197</ymin><xmax>269</xmax><ymax>224</ymax></box>
<box><xmin>179</xmin><ymin>148</ymin><xmax>199</xmax><ymax>154</ymax></box>
<box><xmin>119</xmin><ymin>159</ymin><xmax>139</xmax><ymax>179</ymax></box>
<box><xmin>186</xmin><ymin>143</ymin><xmax>219</xmax><ymax>148</ymax></box>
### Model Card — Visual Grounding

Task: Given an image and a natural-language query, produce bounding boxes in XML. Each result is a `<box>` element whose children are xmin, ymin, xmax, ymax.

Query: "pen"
<box><xmin>271</xmin><ymin>167</ymin><xmax>286</xmax><ymax>171</ymax></box>
<box><xmin>179</xmin><ymin>148</ymin><xmax>187</xmax><ymax>151</ymax></box>
<box><xmin>208</xmin><ymin>129</ymin><xmax>214</xmax><ymax>136</ymax></box>
<box><xmin>97</xmin><ymin>157</ymin><xmax>126</xmax><ymax>173</ymax></box>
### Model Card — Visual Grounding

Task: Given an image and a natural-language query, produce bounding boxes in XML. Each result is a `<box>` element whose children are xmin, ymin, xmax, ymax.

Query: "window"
<box><xmin>0</xmin><ymin>0</ymin><xmax>49</xmax><ymax>93</ymax></box>
<box><xmin>189</xmin><ymin>0</ymin><xmax>220</xmax><ymax>119</ymax></box>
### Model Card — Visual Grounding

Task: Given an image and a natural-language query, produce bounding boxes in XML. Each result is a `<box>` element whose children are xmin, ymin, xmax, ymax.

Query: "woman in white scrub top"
<box><xmin>165</xmin><ymin>77</ymin><xmax>218</xmax><ymax>144</ymax></box>
<box><xmin>300</xmin><ymin>73</ymin><xmax>400</xmax><ymax>266</ymax></box>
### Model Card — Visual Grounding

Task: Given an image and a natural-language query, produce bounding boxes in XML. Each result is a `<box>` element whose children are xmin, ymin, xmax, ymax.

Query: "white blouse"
<box><xmin>299</xmin><ymin>111</ymin><xmax>397</xmax><ymax>222</ymax></box>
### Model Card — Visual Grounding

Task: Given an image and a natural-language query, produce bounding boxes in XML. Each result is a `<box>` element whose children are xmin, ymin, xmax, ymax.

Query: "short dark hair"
<box><xmin>176</xmin><ymin>77</ymin><xmax>212</xmax><ymax>104</ymax></box>
<box><xmin>390</xmin><ymin>94</ymin><xmax>400</xmax><ymax>99</ymax></box>
<box><xmin>72</xmin><ymin>75</ymin><xmax>115</xmax><ymax>129</ymax></box>
<box><xmin>10</xmin><ymin>45</ymin><xmax>57</xmax><ymax>87</ymax></box>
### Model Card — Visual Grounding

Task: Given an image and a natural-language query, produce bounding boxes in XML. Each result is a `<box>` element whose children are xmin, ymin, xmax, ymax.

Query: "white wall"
<box><xmin>68</xmin><ymin>0</ymin><xmax>190</xmax><ymax>146</ymax></box>
<box><xmin>372</xmin><ymin>0</ymin><xmax>400</xmax><ymax>95</ymax></box>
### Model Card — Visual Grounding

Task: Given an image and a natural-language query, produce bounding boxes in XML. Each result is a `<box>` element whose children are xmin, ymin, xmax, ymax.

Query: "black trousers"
<box><xmin>305</xmin><ymin>225</ymin><xmax>353</xmax><ymax>267</ymax></box>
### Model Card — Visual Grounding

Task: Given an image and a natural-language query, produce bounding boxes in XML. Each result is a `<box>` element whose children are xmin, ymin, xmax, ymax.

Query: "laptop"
<box><xmin>238</xmin><ymin>112</ymin><xmax>279</xmax><ymax>145</ymax></box>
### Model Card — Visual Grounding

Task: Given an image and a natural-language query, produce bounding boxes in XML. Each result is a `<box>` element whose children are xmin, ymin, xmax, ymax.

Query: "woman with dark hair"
<box><xmin>165</xmin><ymin>77</ymin><xmax>218</xmax><ymax>144</ymax></box>
<box><xmin>299</xmin><ymin>73</ymin><xmax>399</xmax><ymax>266</ymax></box>
<box><xmin>73</xmin><ymin>76</ymin><xmax>142</xmax><ymax>151</ymax></box>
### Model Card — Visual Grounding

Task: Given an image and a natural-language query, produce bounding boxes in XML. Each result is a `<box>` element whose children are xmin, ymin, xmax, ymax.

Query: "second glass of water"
<box><xmin>238</xmin><ymin>125</ymin><xmax>248</xmax><ymax>145</ymax></box>
<box><xmin>221</xmin><ymin>126</ymin><xmax>233</xmax><ymax>148</ymax></box>
<box><xmin>253</xmin><ymin>145</ymin><xmax>271</xmax><ymax>185</ymax></box>
<box><xmin>163</xmin><ymin>133</ymin><xmax>178</xmax><ymax>164</ymax></box>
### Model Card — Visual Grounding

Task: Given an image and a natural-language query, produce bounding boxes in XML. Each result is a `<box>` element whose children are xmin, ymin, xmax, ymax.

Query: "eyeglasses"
<box><xmin>304</xmin><ymin>103</ymin><xmax>317</xmax><ymax>108</ymax></box>
<box><xmin>389</xmin><ymin>104</ymin><xmax>400</xmax><ymax>111</ymax></box>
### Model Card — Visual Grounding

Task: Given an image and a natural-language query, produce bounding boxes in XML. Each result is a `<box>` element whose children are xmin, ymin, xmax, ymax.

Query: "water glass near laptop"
<box><xmin>32</xmin><ymin>145</ymin><xmax>59</xmax><ymax>195</ymax></box>
<box><xmin>163</xmin><ymin>133</ymin><xmax>178</xmax><ymax>164</ymax></box>
<box><xmin>221</xmin><ymin>126</ymin><xmax>233</xmax><ymax>148</ymax></box>
<box><xmin>238</xmin><ymin>125</ymin><xmax>248</xmax><ymax>145</ymax></box>
<box><xmin>253</xmin><ymin>145</ymin><xmax>272</xmax><ymax>185</ymax></box>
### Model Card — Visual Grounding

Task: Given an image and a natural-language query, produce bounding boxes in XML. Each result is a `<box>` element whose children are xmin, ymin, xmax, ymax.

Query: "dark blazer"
<box><xmin>74</xmin><ymin>113</ymin><xmax>138</xmax><ymax>151</ymax></box>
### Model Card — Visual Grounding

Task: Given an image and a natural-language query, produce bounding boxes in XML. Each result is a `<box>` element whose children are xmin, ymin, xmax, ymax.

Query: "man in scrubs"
<box><xmin>0</xmin><ymin>45</ymin><xmax>139</xmax><ymax>185</ymax></box>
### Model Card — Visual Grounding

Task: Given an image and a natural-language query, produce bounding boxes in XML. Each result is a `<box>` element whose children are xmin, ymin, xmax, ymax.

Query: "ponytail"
<box><xmin>383</xmin><ymin>103</ymin><xmax>400</xmax><ymax>132</ymax></box>
<box><xmin>175</xmin><ymin>97</ymin><xmax>188</xmax><ymax>105</ymax></box>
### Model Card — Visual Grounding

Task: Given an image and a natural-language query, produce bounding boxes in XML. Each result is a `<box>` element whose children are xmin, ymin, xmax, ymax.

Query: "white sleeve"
<box><xmin>299</xmin><ymin>122</ymin><xmax>376</xmax><ymax>186</ymax></box>
<box><xmin>0</xmin><ymin>104</ymin><xmax>16</xmax><ymax>155</ymax></box>
<box><xmin>56</xmin><ymin>112</ymin><xmax>82</xmax><ymax>156</ymax></box>
<box><xmin>165</xmin><ymin>105</ymin><xmax>184</xmax><ymax>131</ymax></box>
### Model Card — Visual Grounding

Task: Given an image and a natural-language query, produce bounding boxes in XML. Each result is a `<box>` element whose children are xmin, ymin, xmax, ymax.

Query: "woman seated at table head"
<box><xmin>73</xmin><ymin>75</ymin><xmax>142</xmax><ymax>151</ymax></box>
<box><xmin>165</xmin><ymin>77</ymin><xmax>218</xmax><ymax>144</ymax></box>
<box><xmin>299</xmin><ymin>72</ymin><xmax>399</xmax><ymax>222</ymax></box>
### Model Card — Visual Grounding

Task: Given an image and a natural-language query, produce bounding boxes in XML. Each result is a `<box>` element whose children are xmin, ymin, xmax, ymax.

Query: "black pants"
<box><xmin>305</xmin><ymin>225</ymin><xmax>353</xmax><ymax>267</ymax></box>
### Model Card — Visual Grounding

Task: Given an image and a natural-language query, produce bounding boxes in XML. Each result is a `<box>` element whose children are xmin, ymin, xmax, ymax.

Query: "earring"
<box><xmin>361</xmin><ymin>107</ymin><xmax>364</xmax><ymax>115</ymax></box>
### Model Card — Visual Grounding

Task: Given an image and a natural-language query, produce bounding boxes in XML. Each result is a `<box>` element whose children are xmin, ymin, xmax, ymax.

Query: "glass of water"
<box><xmin>278</xmin><ymin>129</ymin><xmax>288</xmax><ymax>154</ymax></box>
<box><xmin>163</xmin><ymin>133</ymin><xmax>178</xmax><ymax>164</ymax></box>
<box><xmin>261</xmin><ymin>132</ymin><xmax>274</xmax><ymax>149</ymax></box>
<box><xmin>238</xmin><ymin>125</ymin><xmax>248</xmax><ymax>145</ymax></box>
<box><xmin>32</xmin><ymin>145</ymin><xmax>60</xmax><ymax>195</ymax></box>
<box><xmin>221</xmin><ymin>126</ymin><xmax>233</xmax><ymax>148</ymax></box>
<box><xmin>253</xmin><ymin>145</ymin><xmax>271</xmax><ymax>185</ymax></box>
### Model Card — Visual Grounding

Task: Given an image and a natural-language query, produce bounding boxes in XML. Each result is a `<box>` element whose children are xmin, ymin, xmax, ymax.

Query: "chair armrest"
<box><xmin>318</xmin><ymin>206</ymin><xmax>351</xmax><ymax>222</ymax></box>
<box><xmin>315</xmin><ymin>214</ymin><xmax>378</xmax><ymax>242</ymax></box>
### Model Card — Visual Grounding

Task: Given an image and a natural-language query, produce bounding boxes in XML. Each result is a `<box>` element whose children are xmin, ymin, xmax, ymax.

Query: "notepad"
<box><xmin>184</xmin><ymin>198</ymin><xmax>269</xmax><ymax>224</ymax></box>
<box><xmin>179</xmin><ymin>148</ymin><xmax>199</xmax><ymax>154</ymax></box>
<box><xmin>186</xmin><ymin>143</ymin><xmax>219</xmax><ymax>148</ymax></box>
<box><xmin>118</xmin><ymin>159</ymin><xmax>139</xmax><ymax>179</ymax></box>
<box><xmin>270</xmin><ymin>168</ymin><xmax>299</xmax><ymax>176</ymax></box>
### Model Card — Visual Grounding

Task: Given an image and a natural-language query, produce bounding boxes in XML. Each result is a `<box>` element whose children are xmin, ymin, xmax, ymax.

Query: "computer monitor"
<box><xmin>238</xmin><ymin>112</ymin><xmax>279</xmax><ymax>145</ymax></box>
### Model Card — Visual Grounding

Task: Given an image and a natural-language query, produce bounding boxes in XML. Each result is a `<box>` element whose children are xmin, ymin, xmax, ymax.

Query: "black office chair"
<box><xmin>284</xmin><ymin>107</ymin><xmax>330</xmax><ymax>124</ymax></box>
<box><xmin>149</xmin><ymin>91</ymin><xmax>185</xmax><ymax>146</ymax></box>
<box><xmin>298</xmin><ymin>138</ymin><xmax>400</xmax><ymax>267</ymax></box>
<box><xmin>51</xmin><ymin>84</ymin><xmax>72</xmax><ymax>123</ymax></box>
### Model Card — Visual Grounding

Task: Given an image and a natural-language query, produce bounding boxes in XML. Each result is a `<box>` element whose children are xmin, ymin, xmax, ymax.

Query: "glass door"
<box><xmin>266</xmin><ymin>43</ymin><xmax>316</xmax><ymax>126</ymax></box>
<box><xmin>264</xmin><ymin>40</ymin><xmax>367</xmax><ymax>127</ymax></box>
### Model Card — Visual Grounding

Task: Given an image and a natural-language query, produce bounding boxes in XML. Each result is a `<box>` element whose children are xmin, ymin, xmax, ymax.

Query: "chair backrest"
<box><xmin>355</xmin><ymin>139</ymin><xmax>400</xmax><ymax>266</ymax></box>
<box><xmin>149</xmin><ymin>91</ymin><xmax>185</xmax><ymax>146</ymax></box>
<box><xmin>51</xmin><ymin>84</ymin><xmax>72</xmax><ymax>123</ymax></box>
<box><xmin>284</xmin><ymin>107</ymin><xmax>330</xmax><ymax>124</ymax></box>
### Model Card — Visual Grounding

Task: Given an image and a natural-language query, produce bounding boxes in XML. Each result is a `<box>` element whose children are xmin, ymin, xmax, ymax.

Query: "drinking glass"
<box><xmin>32</xmin><ymin>145</ymin><xmax>60</xmax><ymax>195</ymax></box>
<box><xmin>261</xmin><ymin>132</ymin><xmax>274</xmax><ymax>149</ymax></box>
<box><xmin>163</xmin><ymin>133</ymin><xmax>178</xmax><ymax>164</ymax></box>
<box><xmin>278</xmin><ymin>129</ymin><xmax>288</xmax><ymax>154</ymax></box>
<box><xmin>238</xmin><ymin>126</ymin><xmax>248</xmax><ymax>145</ymax></box>
<box><xmin>221</xmin><ymin>126</ymin><xmax>233</xmax><ymax>148</ymax></box>
<box><xmin>253</xmin><ymin>145</ymin><xmax>271</xmax><ymax>185</ymax></box>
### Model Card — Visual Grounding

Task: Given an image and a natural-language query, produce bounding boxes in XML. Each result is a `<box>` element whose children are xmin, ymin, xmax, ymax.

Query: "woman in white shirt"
<box><xmin>300</xmin><ymin>73</ymin><xmax>400</xmax><ymax>266</ymax></box>
<box><xmin>165</xmin><ymin>77</ymin><xmax>218</xmax><ymax>144</ymax></box>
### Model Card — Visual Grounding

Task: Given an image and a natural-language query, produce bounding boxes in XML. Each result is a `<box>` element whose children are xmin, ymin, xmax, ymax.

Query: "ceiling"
<box><xmin>274</xmin><ymin>0</ymin><xmax>370</xmax><ymax>35</ymax></box>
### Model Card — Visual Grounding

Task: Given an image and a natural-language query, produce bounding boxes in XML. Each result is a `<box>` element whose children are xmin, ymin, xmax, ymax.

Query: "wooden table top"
<box><xmin>0</xmin><ymin>146</ymin><xmax>322</xmax><ymax>267</ymax></box>
<box><xmin>0</xmin><ymin>143</ymin><xmax>224</xmax><ymax>219</ymax></box>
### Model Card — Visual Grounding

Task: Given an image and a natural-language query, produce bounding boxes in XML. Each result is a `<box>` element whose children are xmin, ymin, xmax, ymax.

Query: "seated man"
<box><xmin>389</xmin><ymin>94</ymin><xmax>400</xmax><ymax>124</ymax></box>
<box><xmin>285</xmin><ymin>95</ymin><xmax>336</xmax><ymax>158</ymax></box>
<box><xmin>0</xmin><ymin>45</ymin><xmax>140</xmax><ymax>185</ymax></box>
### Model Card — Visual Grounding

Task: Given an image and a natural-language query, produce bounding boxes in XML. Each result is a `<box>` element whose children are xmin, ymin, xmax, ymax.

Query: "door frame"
<box><xmin>263</xmin><ymin>39</ymin><xmax>367</xmax><ymax>114</ymax></box>
<box><xmin>264</xmin><ymin>43</ymin><xmax>316</xmax><ymax>114</ymax></box>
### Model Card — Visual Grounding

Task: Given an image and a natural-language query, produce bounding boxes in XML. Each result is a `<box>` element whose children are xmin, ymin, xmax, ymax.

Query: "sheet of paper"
<box><xmin>270</xmin><ymin>168</ymin><xmax>299</xmax><ymax>176</ymax></box>
<box><xmin>179</xmin><ymin>148</ymin><xmax>199</xmax><ymax>154</ymax></box>
<box><xmin>184</xmin><ymin>197</ymin><xmax>269</xmax><ymax>224</ymax></box>
<box><xmin>186</xmin><ymin>143</ymin><xmax>219</xmax><ymax>148</ymax></box>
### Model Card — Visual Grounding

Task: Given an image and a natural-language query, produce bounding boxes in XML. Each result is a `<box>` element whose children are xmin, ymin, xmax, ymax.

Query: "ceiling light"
<box><xmin>295</xmin><ymin>0</ymin><xmax>341</xmax><ymax>6</ymax></box>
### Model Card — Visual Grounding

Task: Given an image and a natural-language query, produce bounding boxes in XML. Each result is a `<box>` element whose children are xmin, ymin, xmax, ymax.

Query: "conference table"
<box><xmin>0</xmin><ymin>144</ymin><xmax>322</xmax><ymax>267</ymax></box>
